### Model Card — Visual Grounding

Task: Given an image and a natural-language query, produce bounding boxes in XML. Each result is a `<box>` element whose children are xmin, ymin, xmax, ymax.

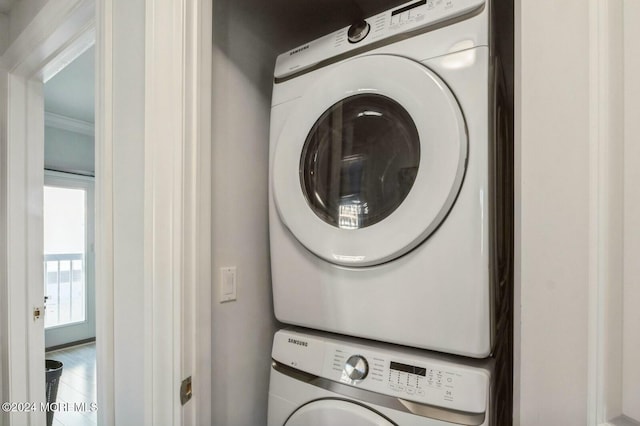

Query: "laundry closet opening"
<box><xmin>210</xmin><ymin>0</ymin><xmax>513</xmax><ymax>424</ymax></box>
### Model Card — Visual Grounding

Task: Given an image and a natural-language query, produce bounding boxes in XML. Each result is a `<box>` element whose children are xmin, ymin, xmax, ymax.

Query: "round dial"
<box><xmin>344</xmin><ymin>355</ymin><xmax>369</xmax><ymax>381</ymax></box>
<box><xmin>347</xmin><ymin>19</ymin><xmax>370</xmax><ymax>43</ymax></box>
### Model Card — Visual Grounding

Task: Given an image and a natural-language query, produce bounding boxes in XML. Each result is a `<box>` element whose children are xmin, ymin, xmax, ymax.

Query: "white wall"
<box><xmin>44</xmin><ymin>126</ymin><xmax>94</xmax><ymax>175</ymax></box>
<box><xmin>515</xmin><ymin>0</ymin><xmax>591</xmax><ymax>424</ymax></box>
<box><xmin>210</xmin><ymin>1</ymin><xmax>279</xmax><ymax>423</ymax></box>
<box><xmin>0</xmin><ymin>13</ymin><xmax>8</xmax><ymax>55</ymax></box>
<box><xmin>6</xmin><ymin>0</ymin><xmax>47</xmax><ymax>46</ymax></box>
<box><xmin>623</xmin><ymin>0</ymin><xmax>640</xmax><ymax>420</ymax></box>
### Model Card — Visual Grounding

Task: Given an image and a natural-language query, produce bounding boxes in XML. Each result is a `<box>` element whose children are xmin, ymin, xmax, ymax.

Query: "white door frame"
<box><xmin>137</xmin><ymin>0</ymin><xmax>212</xmax><ymax>423</ymax></box>
<box><xmin>180</xmin><ymin>1</ymin><xmax>213</xmax><ymax>424</ymax></box>
<box><xmin>1</xmin><ymin>0</ymin><xmax>212</xmax><ymax>424</ymax></box>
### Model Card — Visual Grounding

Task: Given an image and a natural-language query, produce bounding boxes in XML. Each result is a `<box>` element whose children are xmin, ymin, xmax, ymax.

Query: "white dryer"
<box><xmin>268</xmin><ymin>328</ymin><xmax>494</xmax><ymax>426</ymax></box>
<box><xmin>269</xmin><ymin>0</ymin><xmax>502</xmax><ymax>357</ymax></box>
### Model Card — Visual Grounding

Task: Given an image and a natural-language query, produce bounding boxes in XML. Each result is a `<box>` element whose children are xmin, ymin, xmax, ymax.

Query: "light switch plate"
<box><xmin>220</xmin><ymin>266</ymin><xmax>237</xmax><ymax>302</ymax></box>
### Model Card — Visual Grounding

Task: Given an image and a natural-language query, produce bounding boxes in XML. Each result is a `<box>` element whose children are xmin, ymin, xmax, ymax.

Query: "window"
<box><xmin>43</xmin><ymin>185</ymin><xmax>87</xmax><ymax>328</ymax></box>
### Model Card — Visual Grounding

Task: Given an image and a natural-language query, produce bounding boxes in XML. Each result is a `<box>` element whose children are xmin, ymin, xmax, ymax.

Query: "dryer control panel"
<box><xmin>272</xmin><ymin>329</ymin><xmax>492</xmax><ymax>415</ymax></box>
<box><xmin>274</xmin><ymin>0</ymin><xmax>486</xmax><ymax>80</ymax></box>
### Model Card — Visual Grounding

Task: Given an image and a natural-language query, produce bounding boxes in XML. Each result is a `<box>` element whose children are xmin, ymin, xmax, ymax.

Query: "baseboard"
<box><xmin>602</xmin><ymin>416</ymin><xmax>640</xmax><ymax>426</ymax></box>
<box><xmin>45</xmin><ymin>337</ymin><xmax>96</xmax><ymax>352</ymax></box>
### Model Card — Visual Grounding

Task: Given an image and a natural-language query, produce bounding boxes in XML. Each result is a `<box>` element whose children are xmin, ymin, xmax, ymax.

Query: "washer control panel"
<box><xmin>272</xmin><ymin>329</ymin><xmax>491</xmax><ymax>415</ymax></box>
<box><xmin>344</xmin><ymin>355</ymin><xmax>369</xmax><ymax>380</ymax></box>
<box><xmin>325</xmin><ymin>346</ymin><xmax>481</xmax><ymax>412</ymax></box>
<box><xmin>386</xmin><ymin>361</ymin><xmax>458</xmax><ymax>403</ymax></box>
<box><xmin>347</xmin><ymin>20</ymin><xmax>371</xmax><ymax>43</ymax></box>
<box><xmin>274</xmin><ymin>0</ymin><xmax>485</xmax><ymax>79</ymax></box>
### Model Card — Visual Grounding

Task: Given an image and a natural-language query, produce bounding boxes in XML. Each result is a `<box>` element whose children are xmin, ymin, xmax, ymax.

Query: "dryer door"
<box><xmin>285</xmin><ymin>399</ymin><xmax>396</xmax><ymax>426</ymax></box>
<box><xmin>272</xmin><ymin>54</ymin><xmax>467</xmax><ymax>267</ymax></box>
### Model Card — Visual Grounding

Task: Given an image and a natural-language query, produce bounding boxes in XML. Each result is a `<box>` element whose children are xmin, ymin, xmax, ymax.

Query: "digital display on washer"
<box><xmin>391</xmin><ymin>0</ymin><xmax>427</xmax><ymax>16</ymax></box>
<box><xmin>390</xmin><ymin>361</ymin><xmax>427</xmax><ymax>376</ymax></box>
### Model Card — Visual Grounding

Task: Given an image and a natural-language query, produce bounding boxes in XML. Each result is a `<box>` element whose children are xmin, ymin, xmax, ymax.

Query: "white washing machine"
<box><xmin>268</xmin><ymin>328</ymin><xmax>494</xmax><ymax>426</ymax></box>
<box><xmin>269</xmin><ymin>0</ymin><xmax>502</xmax><ymax>357</ymax></box>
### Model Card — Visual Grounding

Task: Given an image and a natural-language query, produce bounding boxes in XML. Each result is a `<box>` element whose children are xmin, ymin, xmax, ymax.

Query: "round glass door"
<box><xmin>272</xmin><ymin>54</ymin><xmax>467</xmax><ymax>267</ymax></box>
<box><xmin>301</xmin><ymin>94</ymin><xmax>420</xmax><ymax>230</ymax></box>
<box><xmin>285</xmin><ymin>399</ymin><xmax>396</xmax><ymax>426</ymax></box>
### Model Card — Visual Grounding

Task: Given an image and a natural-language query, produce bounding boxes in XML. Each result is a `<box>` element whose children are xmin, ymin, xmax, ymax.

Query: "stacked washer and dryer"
<box><xmin>267</xmin><ymin>0</ymin><xmax>509</xmax><ymax>424</ymax></box>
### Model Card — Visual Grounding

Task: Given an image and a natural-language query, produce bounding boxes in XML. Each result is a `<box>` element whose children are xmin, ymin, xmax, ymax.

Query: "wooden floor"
<box><xmin>46</xmin><ymin>342</ymin><xmax>97</xmax><ymax>426</ymax></box>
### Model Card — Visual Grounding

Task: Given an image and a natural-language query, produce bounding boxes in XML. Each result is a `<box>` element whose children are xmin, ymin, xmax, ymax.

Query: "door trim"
<box><xmin>141</xmin><ymin>0</ymin><xmax>212</xmax><ymax>423</ymax></box>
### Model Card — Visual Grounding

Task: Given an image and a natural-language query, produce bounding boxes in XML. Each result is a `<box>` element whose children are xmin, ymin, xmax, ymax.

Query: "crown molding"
<box><xmin>45</xmin><ymin>111</ymin><xmax>94</xmax><ymax>136</ymax></box>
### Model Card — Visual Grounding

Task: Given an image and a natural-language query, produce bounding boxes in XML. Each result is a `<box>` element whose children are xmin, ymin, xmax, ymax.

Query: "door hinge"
<box><xmin>180</xmin><ymin>376</ymin><xmax>192</xmax><ymax>405</ymax></box>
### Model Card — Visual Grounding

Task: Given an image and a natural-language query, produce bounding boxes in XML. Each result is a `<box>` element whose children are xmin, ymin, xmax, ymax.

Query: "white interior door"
<box><xmin>44</xmin><ymin>171</ymin><xmax>95</xmax><ymax>348</ymax></box>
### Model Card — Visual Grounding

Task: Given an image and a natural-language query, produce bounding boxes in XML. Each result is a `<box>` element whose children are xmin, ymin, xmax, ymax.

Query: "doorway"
<box><xmin>42</xmin><ymin>44</ymin><xmax>96</xmax><ymax>350</ymax></box>
<box><xmin>42</xmin><ymin>45</ymin><xmax>97</xmax><ymax>426</ymax></box>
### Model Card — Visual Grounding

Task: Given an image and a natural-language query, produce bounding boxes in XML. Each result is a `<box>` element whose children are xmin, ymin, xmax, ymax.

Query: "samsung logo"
<box><xmin>289</xmin><ymin>45</ymin><xmax>309</xmax><ymax>56</ymax></box>
<box><xmin>288</xmin><ymin>338</ymin><xmax>308</xmax><ymax>347</ymax></box>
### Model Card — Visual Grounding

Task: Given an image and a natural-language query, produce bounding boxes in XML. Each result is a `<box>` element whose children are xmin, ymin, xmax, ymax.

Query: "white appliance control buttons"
<box><xmin>347</xmin><ymin>19</ymin><xmax>370</xmax><ymax>43</ymax></box>
<box><xmin>344</xmin><ymin>355</ymin><xmax>369</xmax><ymax>380</ymax></box>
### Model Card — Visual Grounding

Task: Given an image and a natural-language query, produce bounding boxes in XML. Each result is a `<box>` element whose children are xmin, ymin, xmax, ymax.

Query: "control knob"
<box><xmin>347</xmin><ymin>19</ymin><xmax>370</xmax><ymax>44</ymax></box>
<box><xmin>344</xmin><ymin>355</ymin><xmax>369</xmax><ymax>381</ymax></box>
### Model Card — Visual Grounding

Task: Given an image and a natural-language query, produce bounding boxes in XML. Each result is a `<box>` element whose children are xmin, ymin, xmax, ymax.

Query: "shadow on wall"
<box><xmin>213</xmin><ymin>0</ymin><xmax>410</xmax><ymax>99</ymax></box>
<box><xmin>212</xmin><ymin>0</ymin><xmax>275</xmax><ymax>100</ymax></box>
